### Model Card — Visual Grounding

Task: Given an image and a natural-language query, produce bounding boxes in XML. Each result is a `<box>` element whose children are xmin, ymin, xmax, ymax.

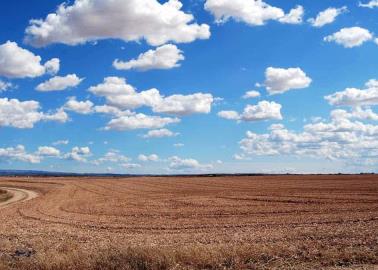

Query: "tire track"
<box><xmin>0</xmin><ymin>187</ymin><xmax>38</xmax><ymax>209</ymax></box>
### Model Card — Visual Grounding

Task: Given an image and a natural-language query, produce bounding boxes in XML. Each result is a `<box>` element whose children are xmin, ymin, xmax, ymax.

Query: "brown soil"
<box><xmin>0</xmin><ymin>175</ymin><xmax>377</xmax><ymax>269</ymax></box>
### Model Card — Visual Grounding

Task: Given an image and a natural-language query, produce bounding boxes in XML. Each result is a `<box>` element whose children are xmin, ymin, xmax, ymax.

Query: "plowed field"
<box><xmin>0</xmin><ymin>175</ymin><xmax>377</xmax><ymax>269</ymax></box>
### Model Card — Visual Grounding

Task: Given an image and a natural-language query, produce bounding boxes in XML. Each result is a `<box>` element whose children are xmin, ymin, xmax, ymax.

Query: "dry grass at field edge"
<box><xmin>0</xmin><ymin>242</ymin><xmax>377</xmax><ymax>270</ymax></box>
<box><xmin>0</xmin><ymin>245</ymin><xmax>378</xmax><ymax>270</ymax></box>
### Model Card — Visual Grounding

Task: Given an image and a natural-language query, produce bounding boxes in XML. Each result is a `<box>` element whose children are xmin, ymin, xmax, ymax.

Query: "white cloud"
<box><xmin>239</xmin><ymin>107</ymin><xmax>378</xmax><ymax>163</ymax></box>
<box><xmin>36</xmin><ymin>74</ymin><xmax>83</xmax><ymax>92</ymax></box>
<box><xmin>204</xmin><ymin>0</ymin><xmax>303</xmax><ymax>26</ymax></box>
<box><xmin>217</xmin><ymin>110</ymin><xmax>240</xmax><ymax>120</ymax></box>
<box><xmin>308</xmin><ymin>7</ymin><xmax>347</xmax><ymax>28</ymax></box>
<box><xmin>0</xmin><ymin>41</ymin><xmax>59</xmax><ymax>78</ymax></box>
<box><xmin>241</xmin><ymin>101</ymin><xmax>282</xmax><ymax>121</ymax></box>
<box><xmin>278</xmin><ymin>6</ymin><xmax>304</xmax><ymax>24</ymax></box>
<box><xmin>42</xmin><ymin>109</ymin><xmax>69</xmax><ymax>123</ymax></box>
<box><xmin>113</xmin><ymin>44</ymin><xmax>184</xmax><ymax>71</ymax></box>
<box><xmin>0</xmin><ymin>80</ymin><xmax>12</xmax><ymax>92</ymax></box>
<box><xmin>233</xmin><ymin>154</ymin><xmax>245</xmax><ymax>160</ymax></box>
<box><xmin>89</xmin><ymin>77</ymin><xmax>136</xmax><ymax>99</ymax></box>
<box><xmin>218</xmin><ymin>101</ymin><xmax>282</xmax><ymax>122</ymax></box>
<box><xmin>138</xmin><ymin>154</ymin><xmax>159</xmax><ymax>162</ymax></box>
<box><xmin>89</xmin><ymin>77</ymin><xmax>214</xmax><ymax>115</ymax></box>
<box><xmin>24</xmin><ymin>0</ymin><xmax>210</xmax><ymax>47</ymax></box>
<box><xmin>359</xmin><ymin>0</ymin><xmax>378</xmax><ymax>8</ymax></box>
<box><xmin>0</xmin><ymin>145</ymin><xmax>41</xmax><ymax>164</ymax></box>
<box><xmin>168</xmin><ymin>156</ymin><xmax>212</xmax><ymax>171</ymax></box>
<box><xmin>121</xmin><ymin>163</ymin><xmax>142</xmax><ymax>169</ymax></box>
<box><xmin>243</xmin><ymin>90</ymin><xmax>260</xmax><ymax>99</ymax></box>
<box><xmin>63</xmin><ymin>97</ymin><xmax>94</xmax><ymax>114</ymax></box>
<box><xmin>105</xmin><ymin>113</ymin><xmax>180</xmax><ymax>131</ymax></box>
<box><xmin>94</xmin><ymin>150</ymin><xmax>130</xmax><ymax>164</ymax></box>
<box><xmin>153</xmin><ymin>93</ymin><xmax>214</xmax><ymax>115</ymax></box>
<box><xmin>366</xmin><ymin>79</ymin><xmax>378</xmax><ymax>88</ymax></box>
<box><xmin>94</xmin><ymin>105</ymin><xmax>134</xmax><ymax>117</ymax></box>
<box><xmin>324</xmin><ymin>27</ymin><xmax>373</xmax><ymax>48</ymax></box>
<box><xmin>44</xmin><ymin>58</ymin><xmax>60</xmax><ymax>75</ymax></box>
<box><xmin>0</xmin><ymin>98</ymin><xmax>68</xmax><ymax>129</ymax></box>
<box><xmin>331</xmin><ymin>107</ymin><xmax>378</xmax><ymax>121</ymax></box>
<box><xmin>325</xmin><ymin>79</ymin><xmax>378</xmax><ymax>106</ymax></box>
<box><xmin>52</xmin><ymin>140</ymin><xmax>69</xmax><ymax>146</ymax></box>
<box><xmin>142</xmin><ymin>128</ymin><xmax>179</xmax><ymax>138</ymax></box>
<box><xmin>265</xmin><ymin>67</ymin><xmax>312</xmax><ymax>95</ymax></box>
<box><xmin>64</xmin><ymin>146</ymin><xmax>91</xmax><ymax>162</ymax></box>
<box><xmin>36</xmin><ymin>146</ymin><xmax>60</xmax><ymax>157</ymax></box>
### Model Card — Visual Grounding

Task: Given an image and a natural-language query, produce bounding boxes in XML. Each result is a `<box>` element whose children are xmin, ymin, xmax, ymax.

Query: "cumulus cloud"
<box><xmin>331</xmin><ymin>107</ymin><xmax>378</xmax><ymax>121</ymax></box>
<box><xmin>239</xmin><ymin>107</ymin><xmax>378</xmax><ymax>163</ymax></box>
<box><xmin>64</xmin><ymin>146</ymin><xmax>91</xmax><ymax>162</ymax></box>
<box><xmin>63</xmin><ymin>97</ymin><xmax>94</xmax><ymax>114</ymax></box>
<box><xmin>142</xmin><ymin>128</ymin><xmax>179</xmax><ymax>138</ymax></box>
<box><xmin>44</xmin><ymin>58</ymin><xmax>60</xmax><ymax>75</ymax></box>
<box><xmin>0</xmin><ymin>98</ymin><xmax>68</xmax><ymax>129</ymax></box>
<box><xmin>113</xmin><ymin>44</ymin><xmax>184</xmax><ymax>71</ymax></box>
<box><xmin>168</xmin><ymin>156</ymin><xmax>212</xmax><ymax>171</ymax></box>
<box><xmin>265</xmin><ymin>67</ymin><xmax>312</xmax><ymax>95</ymax></box>
<box><xmin>138</xmin><ymin>154</ymin><xmax>159</xmax><ymax>162</ymax></box>
<box><xmin>42</xmin><ymin>109</ymin><xmax>69</xmax><ymax>123</ymax></box>
<box><xmin>89</xmin><ymin>77</ymin><xmax>214</xmax><ymax>115</ymax></box>
<box><xmin>36</xmin><ymin>146</ymin><xmax>60</xmax><ymax>157</ymax></box>
<box><xmin>359</xmin><ymin>0</ymin><xmax>378</xmax><ymax>8</ymax></box>
<box><xmin>325</xmin><ymin>79</ymin><xmax>378</xmax><ymax>106</ymax></box>
<box><xmin>324</xmin><ymin>27</ymin><xmax>373</xmax><ymax>48</ymax></box>
<box><xmin>153</xmin><ymin>93</ymin><xmax>214</xmax><ymax>115</ymax></box>
<box><xmin>218</xmin><ymin>101</ymin><xmax>282</xmax><ymax>122</ymax></box>
<box><xmin>217</xmin><ymin>110</ymin><xmax>240</xmax><ymax>120</ymax></box>
<box><xmin>36</xmin><ymin>74</ymin><xmax>83</xmax><ymax>92</ymax></box>
<box><xmin>204</xmin><ymin>0</ymin><xmax>303</xmax><ymax>26</ymax></box>
<box><xmin>278</xmin><ymin>6</ymin><xmax>304</xmax><ymax>24</ymax></box>
<box><xmin>0</xmin><ymin>145</ymin><xmax>41</xmax><ymax>164</ymax></box>
<box><xmin>93</xmin><ymin>150</ymin><xmax>130</xmax><ymax>165</ymax></box>
<box><xmin>243</xmin><ymin>90</ymin><xmax>260</xmax><ymax>99</ymax></box>
<box><xmin>366</xmin><ymin>79</ymin><xmax>378</xmax><ymax>88</ymax></box>
<box><xmin>89</xmin><ymin>77</ymin><xmax>135</xmax><ymax>98</ymax></box>
<box><xmin>242</xmin><ymin>101</ymin><xmax>282</xmax><ymax>121</ymax></box>
<box><xmin>0</xmin><ymin>41</ymin><xmax>59</xmax><ymax>78</ymax></box>
<box><xmin>24</xmin><ymin>0</ymin><xmax>210</xmax><ymax>47</ymax></box>
<box><xmin>205</xmin><ymin>0</ymin><xmax>304</xmax><ymax>26</ymax></box>
<box><xmin>308</xmin><ymin>7</ymin><xmax>347</xmax><ymax>28</ymax></box>
<box><xmin>104</xmin><ymin>113</ymin><xmax>180</xmax><ymax>131</ymax></box>
<box><xmin>93</xmin><ymin>105</ymin><xmax>134</xmax><ymax>117</ymax></box>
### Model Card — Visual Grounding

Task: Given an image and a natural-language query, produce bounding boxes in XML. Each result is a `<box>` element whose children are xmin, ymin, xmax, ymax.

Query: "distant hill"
<box><xmin>0</xmin><ymin>170</ymin><xmax>133</xmax><ymax>177</ymax></box>
<box><xmin>0</xmin><ymin>170</ymin><xmax>271</xmax><ymax>177</ymax></box>
<box><xmin>0</xmin><ymin>170</ymin><xmax>374</xmax><ymax>177</ymax></box>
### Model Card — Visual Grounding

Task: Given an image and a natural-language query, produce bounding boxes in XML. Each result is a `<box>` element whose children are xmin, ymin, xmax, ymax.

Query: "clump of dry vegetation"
<box><xmin>0</xmin><ymin>175</ymin><xmax>377</xmax><ymax>270</ymax></box>
<box><xmin>0</xmin><ymin>189</ymin><xmax>12</xmax><ymax>202</ymax></box>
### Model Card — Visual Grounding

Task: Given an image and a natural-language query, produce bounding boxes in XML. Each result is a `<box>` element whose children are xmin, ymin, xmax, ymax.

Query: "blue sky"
<box><xmin>1</xmin><ymin>0</ymin><xmax>378</xmax><ymax>174</ymax></box>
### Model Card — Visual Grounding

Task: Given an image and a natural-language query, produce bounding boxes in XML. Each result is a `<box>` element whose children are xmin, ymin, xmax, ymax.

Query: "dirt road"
<box><xmin>0</xmin><ymin>187</ymin><xmax>38</xmax><ymax>208</ymax></box>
